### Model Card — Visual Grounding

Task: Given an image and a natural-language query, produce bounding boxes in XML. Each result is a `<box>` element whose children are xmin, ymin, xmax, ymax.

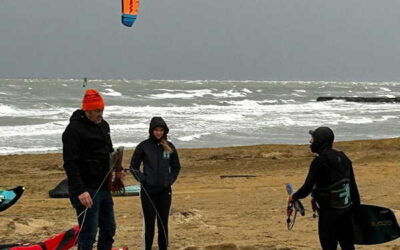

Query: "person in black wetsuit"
<box><xmin>288</xmin><ymin>127</ymin><xmax>360</xmax><ymax>250</ymax></box>
<box><xmin>130</xmin><ymin>117</ymin><xmax>181</xmax><ymax>250</ymax></box>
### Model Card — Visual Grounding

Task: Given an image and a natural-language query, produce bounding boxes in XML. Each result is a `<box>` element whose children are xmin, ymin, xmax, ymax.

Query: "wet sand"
<box><xmin>0</xmin><ymin>138</ymin><xmax>400</xmax><ymax>249</ymax></box>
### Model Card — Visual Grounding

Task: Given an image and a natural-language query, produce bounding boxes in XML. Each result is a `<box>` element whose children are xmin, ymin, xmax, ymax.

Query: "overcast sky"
<box><xmin>1</xmin><ymin>0</ymin><xmax>400</xmax><ymax>80</ymax></box>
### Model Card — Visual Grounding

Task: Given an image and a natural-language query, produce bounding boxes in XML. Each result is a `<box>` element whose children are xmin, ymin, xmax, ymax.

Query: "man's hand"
<box><xmin>78</xmin><ymin>192</ymin><xmax>93</xmax><ymax>208</ymax></box>
<box><xmin>288</xmin><ymin>195</ymin><xmax>294</xmax><ymax>203</ymax></box>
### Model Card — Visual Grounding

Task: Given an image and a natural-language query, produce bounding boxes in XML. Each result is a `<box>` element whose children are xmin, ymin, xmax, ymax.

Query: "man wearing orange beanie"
<box><xmin>62</xmin><ymin>89</ymin><xmax>116</xmax><ymax>250</ymax></box>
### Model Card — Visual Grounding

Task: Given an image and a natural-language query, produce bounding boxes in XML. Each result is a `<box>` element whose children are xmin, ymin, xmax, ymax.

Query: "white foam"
<box><xmin>242</xmin><ymin>88</ymin><xmax>253</xmax><ymax>94</ymax></box>
<box><xmin>148</xmin><ymin>89</ymin><xmax>246</xmax><ymax>99</ymax></box>
<box><xmin>343</xmin><ymin>118</ymin><xmax>374</xmax><ymax>124</ymax></box>
<box><xmin>221</xmin><ymin>100</ymin><xmax>260</xmax><ymax>106</ymax></box>
<box><xmin>0</xmin><ymin>146</ymin><xmax>60</xmax><ymax>155</ymax></box>
<box><xmin>154</xmin><ymin>89</ymin><xmax>182</xmax><ymax>93</ymax></box>
<box><xmin>102</xmin><ymin>88</ymin><xmax>122</xmax><ymax>97</ymax></box>
<box><xmin>212</xmin><ymin>90</ymin><xmax>246</xmax><ymax>98</ymax></box>
<box><xmin>280</xmin><ymin>99</ymin><xmax>296</xmax><ymax>104</ymax></box>
<box><xmin>0</xmin><ymin>92</ymin><xmax>8</xmax><ymax>95</ymax></box>
<box><xmin>178</xmin><ymin>133</ymin><xmax>211</xmax><ymax>142</ymax></box>
<box><xmin>264</xmin><ymin>117</ymin><xmax>298</xmax><ymax>127</ymax></box>
<box><xmin>259</xmin><ymin>100</ymin><xmax>279</xmax><ymax>104</ymax></box>
<box><xmin>112</xmin><ymin>142</ymin><xmax>139</xmax><ymax>149</ymax></box>
<box><xmin>221</xmin><ymin>99</ymin><xmax>278</xmax><ymax>106</ymax></box>
<box><xmin>102</xmin><ymin>100</ymin><xmax>400</xmax><ymax>120</ymax></box>
<box><xmin>110</xmin><ymin>123</ymin><xmax>148</xmax><ymax>133</ymax></box>
<box><xmin>200</xmin><ymin>113</ymin><xmax>243</xmax><ymax>122</ymax></box>
<box><xmin>378</xmin><ymin>94</ymin><xmax>396</xmax><ymax>98</ymax></box>
<box><xmin>294</xmin><ymin>89</ymin><xmax>307</xmax><ymax>93</ymax></box>
<box><xmin>380</xmin><ymin>87</ymin><xmax>391</xmax><ymax>92</ymax></box>
<box><xmin>0</xmin><ymin>104</ymin><xmax>15</xmax><ymax>115</ymax></box>
<box><xmin>148</xmin><ymin>89</ymin><xmax>213</xmax><ymax>99</ymax></box>
<box><xmin>112</xmin><ymin>123</ymin><xmax>148</xmax><ymax>129</ymax></box>
<box><xmin>184</xmin><ymin>80</ymin><xmax>204</xmax><ymax>84</ymax></box>
<box><xmin>0</xmin><ymin>121</ymin><xmax>68</xmax><ymax>137</ymax></box>
<box><xmin>0</xmin><ymin>104</ymin><xmax>74</xmax><ymax>118</ymax></box>
<box><xmin>149</xmin><ymin>92</ymin><xmax>204</xmax><ymax>99</ymax></box>
<box><xmin>381</xmin><ymin>115</ymin><xmax>397</xmax><ymax>120</ymax></box>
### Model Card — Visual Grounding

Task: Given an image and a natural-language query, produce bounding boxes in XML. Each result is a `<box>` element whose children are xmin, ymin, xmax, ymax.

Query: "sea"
<box><xmin>0</xmin><ymin>79</ymin><xmax>399</xmax><ymax>155</ymax></box>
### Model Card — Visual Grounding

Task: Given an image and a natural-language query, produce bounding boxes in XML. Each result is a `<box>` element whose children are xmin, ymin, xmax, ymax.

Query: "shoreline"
<box><xmin>1</xmin><ymin>137</ymin><xmax>399</xmax><ymax>249</ymax></box>
<box><xmin>1</xmin><ymin>136</ymin><xmax>400</xmax><ymax>157</ymax></box>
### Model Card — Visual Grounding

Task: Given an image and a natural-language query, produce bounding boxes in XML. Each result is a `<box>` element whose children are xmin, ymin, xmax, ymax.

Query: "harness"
<box><xmin>312</xmin><ymin>152</ymin><xmax>352</xmax><ymax>210</ymax></box>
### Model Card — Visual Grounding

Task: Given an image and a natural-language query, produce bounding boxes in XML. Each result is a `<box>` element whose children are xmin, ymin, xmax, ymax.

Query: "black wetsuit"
<box><xmin>292</xmin><ymin>127</ymin><xmax>360</xmax><ymax>250</ymax></box>
<box><xmin>130</xmin><ymin>117</ymin><xmax>181</xmax><ymax>250</ymax></box>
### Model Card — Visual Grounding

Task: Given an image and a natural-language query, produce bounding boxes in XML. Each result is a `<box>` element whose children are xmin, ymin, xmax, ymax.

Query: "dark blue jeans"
<box><xmin>75</xmin><ymin>190</ymin><xmax>116</xmax><ymax>250</ymax></box>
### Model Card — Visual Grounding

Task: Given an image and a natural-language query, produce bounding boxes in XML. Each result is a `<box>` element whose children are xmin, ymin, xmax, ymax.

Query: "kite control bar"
<box><xmin>285</xmin><ymin>183</ymin><xmax>305</xmax><ymax>230</ymax></box>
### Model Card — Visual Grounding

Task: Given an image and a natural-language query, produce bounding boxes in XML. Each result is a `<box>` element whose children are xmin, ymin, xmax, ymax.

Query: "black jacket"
<box><xmin>62</xmin><ymin>109</ymin><xmax>113</xmax><ymax>198</ymax></box>
<box><xmin>130</xmin><ymin>117</ymin><xmax>181</xmax><ymax>193</ymax></box>
<box><xmin>292</xmin><ymin>148</ymin><xmax>360</xmax><ymax>209</ymax></box>
<box><xmin>293</xmin><ymin>127</ymin><xmax>360</xmax><ymax>210</ymax></box>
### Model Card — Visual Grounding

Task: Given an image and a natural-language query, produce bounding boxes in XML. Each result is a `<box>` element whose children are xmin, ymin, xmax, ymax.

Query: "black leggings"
<box><xmin>318</xmin><ymin>209</ymin><xmax>355</xmax><ymax>250</ymax></box>
<box><xmin>140</xmin><ymin>188</ymin><xmax>172</xmax><ymax>250</ymax></box>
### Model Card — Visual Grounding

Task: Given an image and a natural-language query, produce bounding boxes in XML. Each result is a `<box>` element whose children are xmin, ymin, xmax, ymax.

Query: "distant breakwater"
<box><xmin>317</xmin><ymin>97</ymin><xmax>400</xmax><ymax>103</ymax></box>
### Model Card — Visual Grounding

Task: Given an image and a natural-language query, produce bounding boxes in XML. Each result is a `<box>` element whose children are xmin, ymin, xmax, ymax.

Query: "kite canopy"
<box><xmin>122</xmin><ymin>14</ymin><xmax>137</xmax><ymax>27</ymax></box>
<box><xmin>121</xmin><ymin>0</ymin><xmax>140</xmax><ymax>27</ymax></box>
<box><xmin>0</xmin><ymin>186</ymin><xmax>24</xmax><ymax>212</ymax></box>
<box><xmin>48</xmin><ymin>179</ymin><xmax>69</xmax><ymax>198</ymax></box>
<box><xmin>0</xmin><ymin>226</ymin><xmax>79</xmax><ymax>250</ymax></box>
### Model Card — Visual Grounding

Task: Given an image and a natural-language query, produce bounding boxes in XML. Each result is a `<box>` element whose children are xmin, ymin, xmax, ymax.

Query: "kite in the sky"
<box><xmin>121</xmin><ymin>0</ymin><xmax>140</xmax><ymax>27</ymax></box>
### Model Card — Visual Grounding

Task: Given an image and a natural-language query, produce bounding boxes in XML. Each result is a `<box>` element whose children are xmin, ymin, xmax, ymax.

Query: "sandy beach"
<box><xmin>0</xmin><ymin>138</ymin><xmax>400</xmax><ymax>249</ymax></box>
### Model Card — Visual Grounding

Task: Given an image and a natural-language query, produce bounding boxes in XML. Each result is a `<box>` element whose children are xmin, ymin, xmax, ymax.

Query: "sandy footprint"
<box><xmin>171</xmin><ymin>209</ymin><xmax>217</xmax><ymax>230</ymax></box>
<box><xmin>5</xmin><ymin>217</ymin><xmax>55</xmax><ymax>235</ymax></box>
<box><xmin>205</xmin><ymin>243</ymin><xmax>238</xmax><ymax>250</ymax></box>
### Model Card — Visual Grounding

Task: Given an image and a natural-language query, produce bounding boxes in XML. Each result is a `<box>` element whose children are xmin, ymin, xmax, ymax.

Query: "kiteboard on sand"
<box><xmin>49</xmin><ymin>146</ymin><xmax>140</xmax><ymax>198</ymax></box>
<box><xmin>112</xmin><ymin>184</ymin><xmax>140</xmax><ymax>196</ymax></box>
<box><xmin>48</xmin><ymin>179</ymin><xmax>140</xmax><ymax>198</ymax></box>
<box><xmin>0</xmin><ymin>186</ymin><xmax>24</xmax><ymax>212</ymax></box>
<box><xmin>353</xmin><ymin>204</ymin><xmax>400</xmax><ymax>245</ymax></box>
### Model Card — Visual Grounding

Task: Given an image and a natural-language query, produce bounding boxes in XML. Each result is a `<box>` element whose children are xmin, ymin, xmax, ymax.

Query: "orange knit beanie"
<box><xmin>82</xmin><ymin>89</ymin><xmax>105</xmax><ymax>111</ymax></box>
